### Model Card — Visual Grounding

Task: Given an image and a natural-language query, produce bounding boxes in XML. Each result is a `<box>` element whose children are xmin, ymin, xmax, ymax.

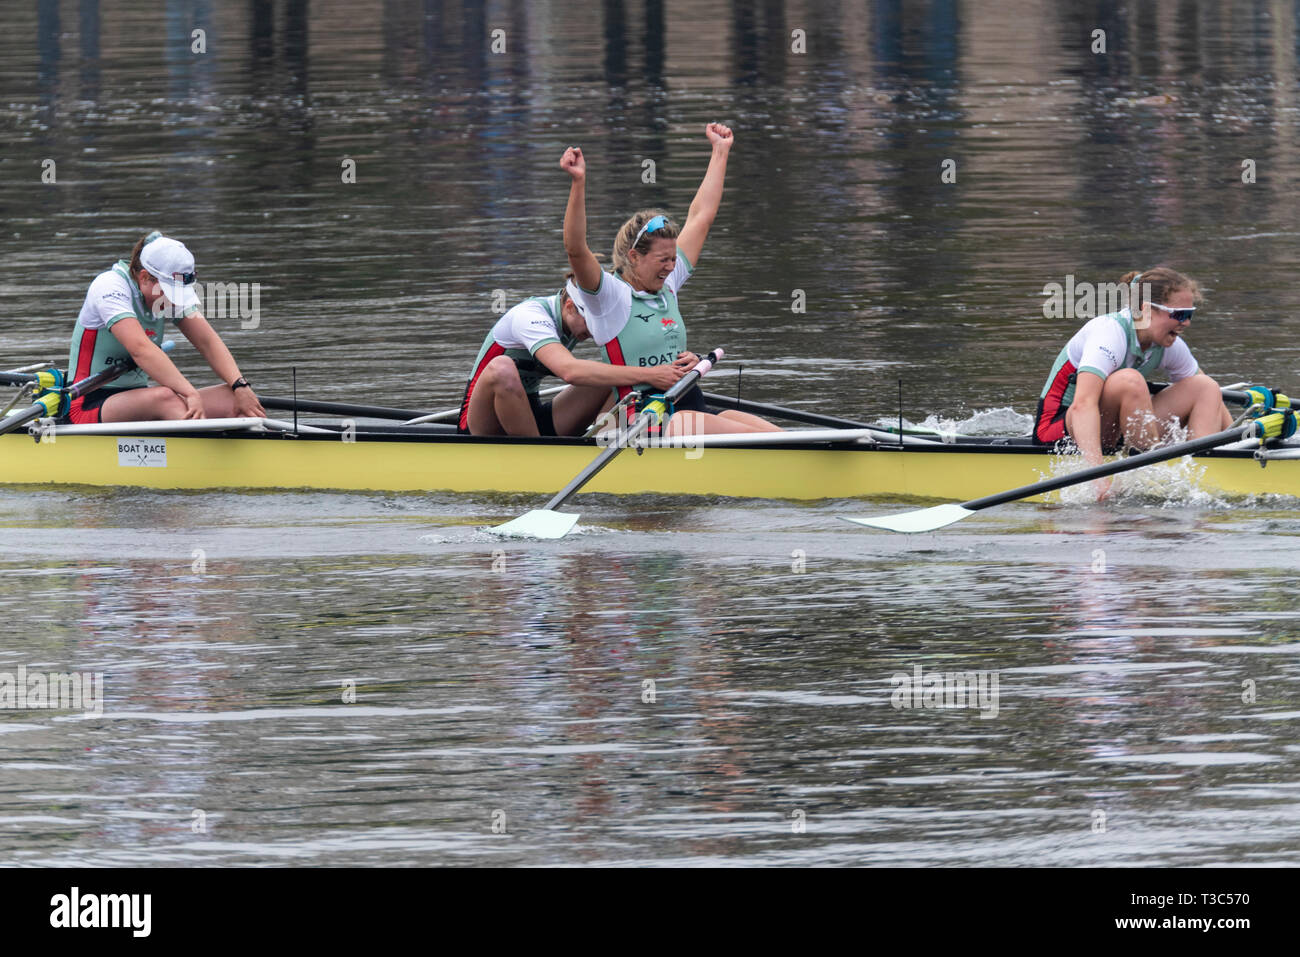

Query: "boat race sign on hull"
<box><xmin>117</xmin><ymin>439</ymin><xmax>167</xmax><ymax>468</ymax></box>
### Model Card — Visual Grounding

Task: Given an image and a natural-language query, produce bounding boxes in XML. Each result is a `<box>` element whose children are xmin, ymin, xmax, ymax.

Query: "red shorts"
<box><xmin>1033</xmin><ymin>363</ymin><xmax>1076</xmax><ymax>445</ymax></box>
<box><xmin>1033</xmin><ymin>396</ymin><xmax>1068</xmax><ymax>444</ymax></box>
<box><xmin>66</xmin><ymin>387</ymin><xmax>123</xmax><ymax>425</ymax></box>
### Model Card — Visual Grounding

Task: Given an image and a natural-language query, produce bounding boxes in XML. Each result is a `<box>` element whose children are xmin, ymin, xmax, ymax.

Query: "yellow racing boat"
<box><xmin>2</xmin><ymin>416</ymin><xmax>1298</xmax><ymax>501</ymax></box>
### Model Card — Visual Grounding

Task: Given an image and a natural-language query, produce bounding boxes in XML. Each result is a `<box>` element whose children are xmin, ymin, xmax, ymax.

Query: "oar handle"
<box><xmin>539</xmin><ymin>347</ymin><xmax>725</xmax><ymax>514</ymax></box>
<box><xmin>68</xmin><ymin>339</ymin><xmax>177</xmax><ymax>399</ymax></box>
<box><xmin>664</xmin><ymin>348</ymin><xmax>723</xmax><ymax>402</ymax></box>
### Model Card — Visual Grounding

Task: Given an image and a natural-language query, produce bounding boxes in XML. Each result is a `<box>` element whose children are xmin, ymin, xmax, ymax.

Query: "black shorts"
<box><xmin>634</xmin><ymin>383</ymin><xmax>712</xmax><ymax>415</ymax></box>
<box><xmin>458</xmin><ymin>392</ymin><xmax>555</xmax><ymax>437</ymax></box>
<box><xmin>529</xmin><ymin>395</ymin><xmax>557</xmax><ymax>437</ymax></box>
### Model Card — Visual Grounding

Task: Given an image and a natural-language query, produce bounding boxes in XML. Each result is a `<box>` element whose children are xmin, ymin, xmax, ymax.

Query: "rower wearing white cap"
<box><xmin>65</xmin><ymin>231</ymin><xmax>265</xmax><ymax>424</ymax></box>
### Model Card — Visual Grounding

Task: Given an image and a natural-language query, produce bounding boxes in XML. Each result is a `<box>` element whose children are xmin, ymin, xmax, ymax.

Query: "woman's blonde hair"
<box><xmin>1120</xmin><ymin>266</ymin><xmax>1202</xmax><ymax>310</ymax></box>
<box><xmin>612</xmin><ymin>209</ymin><xmax>680</xmax><ymax>275</ymax></box>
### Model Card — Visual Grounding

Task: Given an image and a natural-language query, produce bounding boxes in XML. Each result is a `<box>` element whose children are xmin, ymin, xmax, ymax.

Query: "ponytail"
<box><xmin>128</xmin><ymin>230</ymin><xmax>163</xmax><ymax>277</ymax></box>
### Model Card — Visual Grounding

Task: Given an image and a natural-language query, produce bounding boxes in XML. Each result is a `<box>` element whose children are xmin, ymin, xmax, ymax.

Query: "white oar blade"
<box><xmin>840</xmin><ymin>503</ymin><xmax>975</xmax><ymax>534</ymax></box>
<box><xmin>490</xmin><ymin>509</ymin><xmax>580</xmax><ymax>540</ymax></box>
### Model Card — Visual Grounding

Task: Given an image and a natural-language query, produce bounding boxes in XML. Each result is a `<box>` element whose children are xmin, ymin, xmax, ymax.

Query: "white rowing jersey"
<box><xmin>488</xmin><ymin>295</ymin><xmax>572</xmax><ymax>357</ymax></box>
<box><xmin>1034</xmin><ymin>307</ymin><xmax>1202</xmax><ymax>443</ymax></box>
<box><xmin>567</xmin><ymin>251</ymin><xmax>693</xmax><ymax>348</ymax></box>
<box><xmin>567</xmin><ymin>251</ymin><xmax>693</xmax><ymax>403</ymax></box>
<box><xmin>68</xmin><ymin>261</ymin><xmax>196</xmax><ymax>389</ymax></box>
<box><xmin>458</xmin><ymin>291</ymin><xmax>578</xmax><ymax>431</ymax></box>
<box><xmin>1041</xmin><ymin>308</ymin><xmax>1198</xmax><ymax>403</ymax></box>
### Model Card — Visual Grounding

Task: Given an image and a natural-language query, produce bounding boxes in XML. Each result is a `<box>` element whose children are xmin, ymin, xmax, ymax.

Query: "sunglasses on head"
<box><xmin>631</xmin><ymin>215</ymin><xmax>669</xmax><ymax>249</ymax></box>
<box><xmin>1148</xmin><ymin>301</ymin><xmax>1195</xmax><ymax>323</ymax></box>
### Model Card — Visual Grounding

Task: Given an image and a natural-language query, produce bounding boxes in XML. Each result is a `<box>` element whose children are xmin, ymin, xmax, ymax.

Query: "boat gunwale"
<box><xmin>5</xmin><ymin>426</ymin><xmax>1289</xmax><ymax>460</ymax></box>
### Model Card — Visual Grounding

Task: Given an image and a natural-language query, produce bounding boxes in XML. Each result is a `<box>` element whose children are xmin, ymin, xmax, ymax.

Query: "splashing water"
<box><xmin>881</xmin><ymin>406</ymin><xmax>1036</xmax><ymax>437</ymax></box>
<box><xmin>1049</xmin><ymin>452</ymin><xmax>1226</xmax><ymax>507</ymax></box>
<box><xmin>1042</xmin><ymin>417</ymin><xmax>1232</xmax><ymax>508</ymax></box>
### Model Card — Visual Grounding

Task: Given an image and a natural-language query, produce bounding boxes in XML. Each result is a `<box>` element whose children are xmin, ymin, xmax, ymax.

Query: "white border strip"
<box><xmin>40</xmin><ymin>417</ymin><xmax>336</xmax><ymax>436</ymax></box>
<box><xmin>590</xmin><ymin>427</ymin><xmax>937</xmax><ymax>449</ymax></box>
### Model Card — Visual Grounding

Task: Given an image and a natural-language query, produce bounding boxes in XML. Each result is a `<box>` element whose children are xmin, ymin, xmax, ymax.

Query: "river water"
<box><xmin>1</xmin><ymin>0</ymin><xmax>1298</xmax><ymax>866</ymax></box>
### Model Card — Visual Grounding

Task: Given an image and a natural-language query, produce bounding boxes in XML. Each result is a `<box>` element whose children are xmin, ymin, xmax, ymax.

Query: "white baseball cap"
<box><xmin>139</xmin><ymin>236</ymin><xmax>199</xmax><ymax>310</ymax></box>
<box><xmin>564</xmin><ymin>278</ymin><xmax>588</xmax><ymax>314</ymax></box>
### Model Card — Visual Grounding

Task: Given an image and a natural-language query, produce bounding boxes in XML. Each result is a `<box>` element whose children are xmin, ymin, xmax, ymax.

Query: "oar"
<box><xmin>256</xmin><ymin>395</ymin><xmax>429</xmax><ymax>420</ymax></box>
<box><xmin>701</xmin><ymin>392</ymin><xmax>876</xmax><ymax>430</ymax></box>
<box><xmin>841</xmin><ymin>411</ymin><xmax>1297</xmax><ymax>534</ymax></box>
<box><xmin>0</xmin><ymin>369</ymin><xmax>60</xmax><ymax>388</ymax></box>
<box><xmin>491</xmin><ymin>348</ymin><xmax>725</xmax><ymax>539</ymax></box>
<box><xmin>699</xmin><ymin>391</ymin><xmax>945</xmax><ymax>436</ymax></box>
<box><xmin>0</xmin><ymin>340</ymin><xmax>175</xmax><ymax>437</ymax></box>
<box><xmin>2</xmin><ymin>361</ymin><xmax>58</xmax><ymax>376</ymax></box>
<box><xmin>255</xmin><ymin>388</ymin><xmax>574</xmax><ymax>426</ymax></box>
<box><xmin>403</xmin><ymin>385</ymin><xmax>566</xmax><ymax>426</ymax></box>
<box><xmin>257</xmin><ymin>387</ymin><xmax>577</xmax><ymax>426</ymax></box>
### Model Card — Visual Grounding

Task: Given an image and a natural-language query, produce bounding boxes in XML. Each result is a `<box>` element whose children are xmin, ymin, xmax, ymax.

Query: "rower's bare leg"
<box><xmin>466</xmin><ymin>356</ymin><xmax>538</xmax><ymax>436</ymax></box>
<box><xmin>1099</xmin><ymin>369</ymin><xmax>1160</xmax><ymax>450</ymax></box>
<box><xmin>716</xmin><ymin>409</ymin><xmax>782</xmax><ymax>432</ymax></box>
<box><xmin>1151</xmin><ymin>373</ymin><xmax>1231</xmax><ymax>438</ymax></box>
<box><xmin>100</xmin><ymin>386</ymin><xmax>188</xmax><ymax>422</ymax></box>
<box><xmin>664</xmin><ymin>410</ymin><xmax>775</xmax><ymax>436</ymax></box>
<box><xmin>195</xmin><ymin>384</ymin><xmax>245</xmax><ymax>418</ymax></box>
<box><xmin>551</xmin><ymin>383</ymin><xmax>613</xmax><ymax>436</ymax></box>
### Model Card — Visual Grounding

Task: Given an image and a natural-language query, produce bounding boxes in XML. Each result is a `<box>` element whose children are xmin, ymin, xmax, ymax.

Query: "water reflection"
<box><xmin>6</xmin><ymin>1</ymin><xmax>1300</xmax><ymax>866</ymax></box>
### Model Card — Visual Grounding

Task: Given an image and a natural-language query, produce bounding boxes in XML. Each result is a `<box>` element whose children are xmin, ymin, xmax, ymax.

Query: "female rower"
<box><xmin>66</xmin><ymin>232</ymin><xmax>264</xmax><ymax>424</ymax></box>
<box><xmin>1033</xmin><ymin>266</ymin><xmax>1231</xmax><ymax>498</ymax></box>
<box><xmin>559</xmin><ymin>125</ymin><xmax>780</xmax><ymax>436</ymax></box>
<box><xmin>458</xmin><ymin>279</ymin><xmax>691</xmax><ymax>436</ymax></box>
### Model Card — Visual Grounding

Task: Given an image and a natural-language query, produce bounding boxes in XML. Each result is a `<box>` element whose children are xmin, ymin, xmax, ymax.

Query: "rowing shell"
<box><xmin>2</xmin><ymin>421</ymin><xmax>1299</xmax><ymax>501</ymax></box>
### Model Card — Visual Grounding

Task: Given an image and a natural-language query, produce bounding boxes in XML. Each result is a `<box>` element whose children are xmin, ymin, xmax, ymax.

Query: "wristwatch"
<box><xmin>230</xmin><ymin>377</ymin><xmax>252</xmax><ymax>391</ymax></box>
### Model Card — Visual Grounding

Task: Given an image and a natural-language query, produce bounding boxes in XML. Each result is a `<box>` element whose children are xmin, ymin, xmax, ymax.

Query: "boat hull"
<box><xmin>2</xmin><ymin>430</ymin><xmax>1297</xmax><ymax>501</ymax></box>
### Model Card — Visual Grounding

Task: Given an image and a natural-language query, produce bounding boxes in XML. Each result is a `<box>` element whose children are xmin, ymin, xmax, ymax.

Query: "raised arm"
<box><xmin>561</xmin><ymin>147</ymin><xmax>603</xmax><ymax>292</ymax></box>
<box><xmin>675</xmin><ymin>123</ymin><xmax>734</xmax><ymax>269</ymax></box>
